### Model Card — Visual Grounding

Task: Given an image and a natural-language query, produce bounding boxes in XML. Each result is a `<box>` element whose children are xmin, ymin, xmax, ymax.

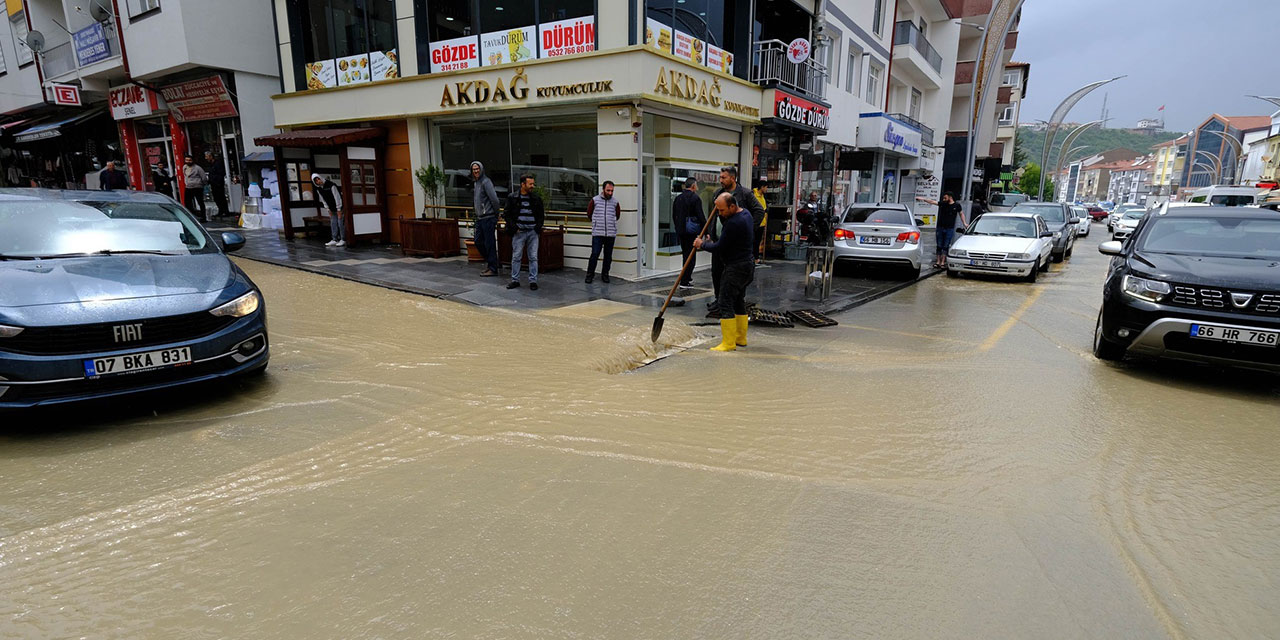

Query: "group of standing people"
<box><xmin>96</xmin><ymin>152</ymin><xmax>232</xmax><ymax>224</ymax></box>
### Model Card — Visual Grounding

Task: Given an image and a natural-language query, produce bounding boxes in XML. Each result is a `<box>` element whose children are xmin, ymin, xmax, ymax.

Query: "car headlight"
<box><xmin>949</xmin><ymin>249</ymin><xmax>967</xmax><ymax>258</ymax></box>
<box><xmin>1053</xmin><ymin>232</ymin><xmax>1062</xmax><ymax>240</ymax></box>
<box><xmin>210</xmin><ymin>291</ymin><xmax>261</xmax><ymax>318</ymax></box>
<box><xmin>0</xmin><ymin>324</ymin><xmax>23</xmax><ymax>338</ymax></box>
<box><xmin>1008</xmin><ymin>253</ymin><xmax>1030</xmax><ymax>260</ymax></box>
<box><xmin>1122</xmin><ymin>274</ymin><xmax>1171</xmax><ymax>303</ymax></box>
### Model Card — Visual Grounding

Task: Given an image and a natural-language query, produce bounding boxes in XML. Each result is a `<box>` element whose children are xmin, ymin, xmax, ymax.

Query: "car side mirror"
<box><xmin>1040</xmin><ymin>231</ymin><xmax>1053</xmax><ymax>238</ymax></box>
<box><xmin>1098</xmin><ymin>240</ymin><xmax>1124</xmax><ymax>256</ymax></box>
<box><xmin>955</xmin><ymin>228</ymin><xmax>965</xmax><ymax>235</ymax></box>
<box><xmin>221</xmin><ymin>231</ymin><xmax>246</xmax><ymax>253</ymax></box>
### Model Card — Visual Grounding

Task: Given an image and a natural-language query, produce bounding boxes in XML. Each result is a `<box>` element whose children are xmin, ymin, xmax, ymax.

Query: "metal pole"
<box><xmin>961</xmin><ymin>1</ymin><xmax>1024</xmax><ymax>217</ymax></box>
<box><xmin>1036</xmin><ymin>77</ymin><xmax>1125</xmax><ymax>201</ymax></box>
<box><xmin>1206</xmin><ymin>130</ymin><xmax>1245</xmax><ymax>184</ymax></box>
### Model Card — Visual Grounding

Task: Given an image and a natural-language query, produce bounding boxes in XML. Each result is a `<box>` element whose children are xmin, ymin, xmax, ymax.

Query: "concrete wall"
<box><xmin>123</xmin><ymin>0</ymin><xmax>277</xmax><ymax>80</ymax></box>
<box><xmin>235</xmin><ymin>70</ymin><xmax>281</xmax><ymax>153</ymax></box>
<box><xmin>0</xmin><ymin>14</ymin><xmax>44</xmax><ymax>114</ymax></box>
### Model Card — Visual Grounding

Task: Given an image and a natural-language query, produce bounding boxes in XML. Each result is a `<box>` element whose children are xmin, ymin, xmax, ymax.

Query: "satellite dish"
<box><xmin>25</xmin><ymin>30</ymin><xmax>45</xmax><ymax>54</ymax></box>
<box><xmin>90</xmin><ymin>0</ymin><xmax>113</xmax><ymax>22</ymax></box>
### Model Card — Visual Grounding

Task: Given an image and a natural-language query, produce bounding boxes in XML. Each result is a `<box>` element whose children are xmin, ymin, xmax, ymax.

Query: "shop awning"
<box><xmin>242</xmin><ymin>150</ymin><xmax>275</xmax><ymax>163</ymax></box>
<box><xmin>1</xmin><ymin>116</ymin><xmax>44</xmax><ymax>131</ymax></box>
<box><xmin>13</xmin><ymin>108</ymin><xmax>107</xmax><ymax>144</ymax></box>
<box><xmin>254</xmin><ymin>127</ymin><xmax>385</xmax><ymax>148</ymax></box>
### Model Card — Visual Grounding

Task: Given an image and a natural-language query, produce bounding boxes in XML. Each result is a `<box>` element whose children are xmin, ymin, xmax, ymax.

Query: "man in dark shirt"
<box><xmin>695</xmin><ymin>192</ymin><xmax>755</xmax><ymax>352</ymax></box>
<box><xmin>917</xmin><ymin>191</ymin><xmax>966</xmax><ymax>269</ymax></box>
<box><xmin>707</xmin><ymin>167</ymin><xmax>765</xmax><ymax>313</ymax></box>
<box><xmin>672</xmin><ymin>177</ymin><xmax>704</xmax><ymax>289</ymax></box>
<box><xmin>98</xmin><ymin>161</ymin><xmax>128</xmax><ymax>191</ymax></box>
<box><xmin>504</xmin><ymin>174</ymin><xmax>545</xmax><ymax>291</ymax></box>
<box><xmin>205</xmin><ymin>151</ymin><xmax>230</xmax><ymax>217</ymax></box>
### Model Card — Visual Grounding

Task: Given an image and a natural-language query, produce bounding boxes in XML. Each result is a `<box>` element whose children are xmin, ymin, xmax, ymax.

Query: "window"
<box><xmin>1002</xmin><ymin>70</ymin><xmax>1018</xmax><ymax>86</ymax></box>
<box><xmin>415</xmin><ymin>1</ymin><xmax>599</xmax><ymax>75</ymax></box>
<box><xmin>10</xmin><ymin>12</ymin><xmax>32</xmax><ymax>66</ymax></box>
<box><xmin>844</xmin><ymin>47</ymin><xmax>862</xmax><ymax>96</ymax></box>
<box><xmin>917</xmin><ymin>18</ymin><xmax>926</xmax><ymax>38</ymax></box>
<box><xmin>909</xmin><ymin>88</ymin><xmax>922</xmax><ymax>121</ymax></box>
<box><xmin>126</xmin><ymin>0</ymin><xmax>161</xmax><ymax>17</ymax></box>
<box><xmin>867</xmin><ymin>60</ymin><xmax>883</xmax><ymax>105</ymax></box>
<box><xmin>822</xmin><ymin>28</ymin><xmax>841</xmax><ymax>85</ymax></box>
<box><xmin>288</xmin><ymin>0</ymin><xmax>399</xmax><ymax>90</ymax></box>
<box><xmin>872</xmin><ymin>0</ymin><xmax>884</xmax><ymax>36</ymax></box>
<box><xmin>999</xmin><ymin>106</ymin><xmax>1015</xmax><ymax>125</ymax></box>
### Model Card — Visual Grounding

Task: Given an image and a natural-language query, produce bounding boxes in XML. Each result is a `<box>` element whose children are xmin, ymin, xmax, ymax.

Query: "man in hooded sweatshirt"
<box><xmin>470</xmin><ymin>161</ymin><xmax>501</xmax><ymax>276</ymax></box>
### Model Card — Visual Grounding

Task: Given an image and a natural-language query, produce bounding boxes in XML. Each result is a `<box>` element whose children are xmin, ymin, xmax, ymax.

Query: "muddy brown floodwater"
<box><xmin>2</xmin><ymin>246</ymin><xmax>1278</xmax><ymax>639</ymax></box>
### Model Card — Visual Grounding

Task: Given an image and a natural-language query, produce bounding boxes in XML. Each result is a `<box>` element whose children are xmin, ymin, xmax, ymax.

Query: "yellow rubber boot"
<box><xmin>710</xmin><ymin>319</ymin><xmax>737</xmax><ymax>352</ymax></box>
<box><xmin>735</xmin><ymin>315</ymin><xmax>749</xmax><ymax>347</ymax></box>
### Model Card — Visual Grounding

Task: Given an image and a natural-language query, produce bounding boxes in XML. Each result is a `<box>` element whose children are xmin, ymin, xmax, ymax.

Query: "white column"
<box><xmin>395</xmin><ymin>0</ymin><xmax>418</xmax><ymax>76</ymax></box>
<box><xmin>407</xmin><ymin>118</ymin><xmax>430</xmax><ymax>217</ymax></box>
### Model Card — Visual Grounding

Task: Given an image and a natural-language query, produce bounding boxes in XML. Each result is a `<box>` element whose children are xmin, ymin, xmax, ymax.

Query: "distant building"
<box><xmin>1136</xmin><ymin>118</ymin><xmax>1164</xmax><ymax>132</ymax></box>
<box><xmin>1240</xmin><ymin>111</ymin><xmax>1280</xmax><ymax>186</ymax></box>
<box><xmin>1149</xmin><ymin>134</ymin><xmax>1189</xmax><ymax>200</ymax></box>
<box><xmin>1179</xmin><ymin>114</ymin><xmax>1273</xmax><ymax>194</ymax></box>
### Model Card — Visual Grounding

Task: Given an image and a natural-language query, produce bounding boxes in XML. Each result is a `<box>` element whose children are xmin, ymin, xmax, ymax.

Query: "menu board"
<box><xmin>539</xmin><ymin>16</ymin><xmax>594</xmax><ymax>58</ymax></box>
<box><xmin>481</xmin><ymin>25</ymin><xmax>536</xmax><ymax>66</ymax></box>
<box><xmin>706</xmin><ymin>44</ymin><xmax>734</xmax><ymax>75</ymax></box>
<box><xmin>429</xmin><ymin>34</ymin><xmax>479</xmax><ymax>73</ymax></box>
<box><xmin>336</xmin><ymin>53</ymin><xmax>371</xmax><ymax>86</ymax></box>
<box><xmin>370</xmin><ymin>49</ymin><xmax>399</xmax><ymax>81</ymax></box>
<box><xmin>645</xmin><ymin>18</ymin><xmax>671</xmax><ymax>53</ymax></box>
<box><xmin>305</xmin><ymin>59</ymin><xmax>337</xmax><ymax>90</ymax></box>
<box><xmin>673</xmin><ymin>28</ymin><xmax>704</xmax><ymax>65</ymax></box>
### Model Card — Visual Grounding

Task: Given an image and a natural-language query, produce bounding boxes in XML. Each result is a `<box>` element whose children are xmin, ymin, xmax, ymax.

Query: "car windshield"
<box><xmin>1122</xmin><ymin>210</ymin><xmax>1145</xmax><ymax>220</ymax></box>
<box><xmin>1209</xmin><ymin>194</ymin><xmax>1256</xmax><ymax>206</ymax></box>
<box><xmin>844</xmin><ymin>208</ymin><xmax>911</xmax><ymax>225</ymax></box>
<box><xmin>990</xmin><ymin>193</ymin><xmax>1027</xmax><ymax>206</ymax></box>
<box><xmin>1139</xmin><ymin>216</ymin><xmax>1280</xmax><ymax>261</ymax></box>
<box><xmin>968</xmin><ymin>216</ymin><xmax>1037</xmax><ymax>238</ymax></box>
<box><xmin>1011</xmin><ymin>204</ymin><xmax>1065</xmax><ymax>222</ymax></box>
<box><xmin>0</xmin><ymin>199</ymin><xmax>211</xmax><ymax>259</ymax></box>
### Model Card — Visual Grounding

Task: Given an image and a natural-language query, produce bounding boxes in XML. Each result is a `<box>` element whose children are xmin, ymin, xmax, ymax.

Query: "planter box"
<box><xmin>400</xmin><ymin>218</ymin><xmax>461</xmax><ymax>258</ymax></box>
<box><xmin>465</xmin><ymin>239</ymin><xmax>482</xmax><ymax>262</ymax></box>
<box><xmin>498</xmin><ymin>227</ymin><xmax>565</xmax><ymax>272</ymax></box>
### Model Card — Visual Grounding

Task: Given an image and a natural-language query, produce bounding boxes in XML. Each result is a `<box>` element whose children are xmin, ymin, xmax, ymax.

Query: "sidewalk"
<box><xmin>210</xmin><ymin>222</ymin><xmax>939</xmax><ymax>320</ymax></box>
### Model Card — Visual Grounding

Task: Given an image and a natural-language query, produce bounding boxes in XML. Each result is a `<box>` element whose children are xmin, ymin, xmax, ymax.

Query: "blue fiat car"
<box><xmin>0</xmin><ymin>189</ymin><xmax>268</xmax><ymax>409</ymax></box>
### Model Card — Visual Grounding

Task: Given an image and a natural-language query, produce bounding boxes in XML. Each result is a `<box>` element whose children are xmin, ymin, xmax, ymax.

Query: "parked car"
<box><xmin>1188</xmin><ymin>185</ymin><xmax>1264</xmax><ymax>207</ymax></box>
<box><xmin>1009</xmin><ymin>202</ymin><xmax>1077</xmax><ymax>261</ymax></box>
<box><xmin>988</xmin><ymin>192</ymin><xmax>1030</xmax><ymax>212</ymax></box>
<box><xmin>832</xmin><ymin>203</ymin><xmax>923</xmax><ymax>277</ymax></box>
<box><xmin>1073</xmin><ymin>205</ymin><xmax>1091</xmax><ymax>237</ymax></box>
<box><xmin>1108</xmin><ymin>203</ymin><xmax>1142</xmax><ymax>232</ymax></box>
<box><xmin>1094</xmin><ymin>205</ymin><xmax>1280</xmax><ymax>372</ymax></box>
<box><xmin>946</xmin><ymin>213</ymin><xmax>1054</xmax><ymax>282</ymax></box>
<box><xmin>1086</xmin><ymin>205</ymin><xmax>1108</xmax><ymax>221</ymax></box>
<box><xmin>0</xmin><ymin>190</ymin><xmax>268</xmax><ymax>409</ymax></box>
<box><xmin>1111</xmin><ymin>207</ymin><xmax>1147</xmax><ymax>241</ymax></box>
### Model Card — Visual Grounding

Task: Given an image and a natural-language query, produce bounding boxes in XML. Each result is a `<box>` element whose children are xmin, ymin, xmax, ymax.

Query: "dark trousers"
<box><xmin>711</xmin><ymin>254</ymin><xmax>724</xmax><ymax>298</ymax></box>
<box><xmin>474</xmin><ymin>216</ymin><xmax>500</xmax><ymax>272</ymax></box>
<box><xmin>210</xmin><ymin>180</ymin><xmax>229</xmax><ymax>216</ymax></box>
<box><xmin>678</xmin><ymin>235</ymin><xmax>697</xmax><ymax>285</ymax></box>
<box><xmin>753</xmin><ymin>224</ymin><xmax>765</xmax><ymax>260</ymax></box>
<box><xmin>184</xmin><ymin>188</ymin><xmax>206</xmax><ymax>219</ymax></box>
<box><xmin>717</xmin><ymin>261</ymin><xmax>754</xmax><ymax>319</ymax></box>
<box><xmin>587</xmin><ymin>235</ymin><xmax>615</xmax><ymax>276</ymax></box>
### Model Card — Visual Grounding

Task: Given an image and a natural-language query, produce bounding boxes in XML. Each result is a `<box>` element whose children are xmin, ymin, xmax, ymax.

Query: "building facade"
<box><xmin>1178</xmin><ymin>113</ymin><xmax>1272</xmax><ymax>195</ymax></box>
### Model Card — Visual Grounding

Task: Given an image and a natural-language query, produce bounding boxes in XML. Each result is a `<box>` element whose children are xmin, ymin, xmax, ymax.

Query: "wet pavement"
<box><xmin>2</xmin><ymin>233</ymin><xmax>1278</xmax><ymax>638</ymax></box>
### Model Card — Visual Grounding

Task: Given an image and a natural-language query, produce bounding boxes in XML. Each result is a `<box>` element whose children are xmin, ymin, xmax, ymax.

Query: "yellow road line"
<box><xmin>841</xmin><ymin>324</ymin><xmax>980</xmax><ymax>346</ymax></box>
<box><xmin>978</xmin><ymin>286</ymin><xmax>1046</xmax><ymax>352</ymax></box>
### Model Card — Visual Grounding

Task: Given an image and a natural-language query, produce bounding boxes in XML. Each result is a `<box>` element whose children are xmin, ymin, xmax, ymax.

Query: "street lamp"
<box><xmin>1036</xmin><ymin>77</ymin><xmax>1125</xmax><ymax>201</ymax></box>
<box><xmin>1194</xmin><ymin>150</ymin><xmax>1222</xmax><ymax>184</ymax></box>
<box><xmin>1205</xmin><ymin>130</ymin><xmax>1245</xmax><ymax>184</ymax></box>
<box><xmin>1246</xmin><ymin>95</ymin><xmax>1280</xmax><ymax>111</ymax></box>
<box><xmin>959</xmin><ymin>0</ymin><xmax>1023</xmax><ymax>215</ymax></box>
<box><xmin>1051</xmin><ymin>120</ymin><xmax>1103</xmax><ymax>196</ymax></box>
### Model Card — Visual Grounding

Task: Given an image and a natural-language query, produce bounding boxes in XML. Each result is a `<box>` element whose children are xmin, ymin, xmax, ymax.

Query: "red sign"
<box><xmin>119</xmin><ymin>120</ymin><xmax>144</xmax><ymax>191</ymax></box>
<box><xmin>161</xmin><ymin>75</ymin><xmax>239</xmax><ymax>123</ymax></box>
<box><xmin>770</xmin><ymin>89</ymin><xmax>830</xmax><ymax>132</ymax></box>
<box><xmin>52</xmin><ymin>83</ymin><xmax>81</xmax><ymax>106</ymax></box>
<box><xmin>109</xmin><ymin>84</ymin><xmax>161</xmax><ymax>120</ymax></box>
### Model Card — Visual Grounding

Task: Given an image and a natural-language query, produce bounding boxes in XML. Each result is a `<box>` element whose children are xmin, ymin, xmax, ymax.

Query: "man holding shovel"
<box><xmin>695</xmin><ymin>192</ymin><xmax>755</xmax><ymax>352</ymax></box>
<box><xmin>707</xmin><ymin>167</ymin><xmax>763</xmax><ymax>315</ymax></box>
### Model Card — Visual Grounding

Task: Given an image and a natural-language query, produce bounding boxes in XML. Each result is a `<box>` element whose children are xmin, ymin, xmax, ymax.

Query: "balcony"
<box><xmin>955</xmin><ymin>60</ymin><xmax>975</xmax><ymax>85</ymax></box>
<box><xmin>892</xmin><ymin>21</ymin><xmax>944</xmax><ymax>90</ymax></box>
<box><xmin>996</xmin><ymin>86</ymin><xmax>1013</xmax><ymax>105</ymax></box>
<box><xmin>888</xmin><ymin>112</ymin><xmax>934</xmax><ymax>147</ymax></box>
<box><xmin>39</xmin><ymin>41</ymin><xmax>78</xmax><ymax>80</ymax></box>
<box><xmin>751</xmin><ymin>40</ymin><xmax>828</xmax><ymax>100</ymax></box>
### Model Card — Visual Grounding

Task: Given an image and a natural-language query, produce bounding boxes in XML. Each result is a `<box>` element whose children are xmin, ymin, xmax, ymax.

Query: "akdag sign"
<box><xmin>767</xmin><ymin>89</ymin><xmax>830</xmax><ymax>133</ymax></box>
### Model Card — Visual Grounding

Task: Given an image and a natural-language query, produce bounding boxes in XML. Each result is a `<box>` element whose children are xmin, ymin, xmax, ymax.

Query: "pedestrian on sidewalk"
<box><xmin>205</xmin><ymin>151</ymin><xmax>230</xmax><ymax>217</ymax></box>
<box><xmin>505</xmin><ymin>174</ymin><xmax>544</xmax><ymax>291</ymax></box>
<box><xmin>754</xmin><ymin>183</ymin><xmax>771</xmax><ymax>263</ymax></box>
<box><xmin>916</xmin><ymin>192</ymin><xmax>965</xmax><ymax>268</ymax></box>
<box><xmin>152</xmin><ymin>165</ymin><xmax>173</xmax><ymax>198</ymax></box>
<box><xmin>585</xmin><ymin>181</ymin><xmax>621</xmax><ymax>284</ymax></box>
<box><xmin>707</xmin><ymin>167</ymin><xmax>763</xmax><ymax>314</ymax></box>
<box><xmin>695</xmin><ymin>192</ymin><xmax>755</xmax><ymax>352</ymax></box>
<box><xmin>313</xmin><ymin>174</ymin><xmax>346</xmax><ymax>247</ymax></box>
<box><xmin>182</xmin><ymin>155</ymin><xmax>209</xmax><ymax>221</ymax></box>
<box><xmin>470</xmin><ymin>161</ymin><xmax>501</xmax><ymax>276</ymax></box>
<box><xmin>99</xmin><ymin>161</ymin><xmax>128</xmax><ymax>191</ymax></box>
<box><xmin>673</xmin><ymin>177</ymin><xmax>704</xmax><ymax>289</ymax></box>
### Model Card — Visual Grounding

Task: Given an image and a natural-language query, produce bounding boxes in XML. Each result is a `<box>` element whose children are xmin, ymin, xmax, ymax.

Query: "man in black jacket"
<box><xmin>98</xmin><ymin>161</ymin><xmax>128</xmax><ymax>191</ymax></box>
<box><xmin>205</xmin><ymin>151</ymin><xmax>229</xmax><ymax>217</ymax></box>
<box><xmin>695</xmin><ymin>192</ymin><xmax>755</xmax><ymax>352</ymax></box>
<box><xmin>504</xmin><ymin>174</ymin><xmax>545</xmax><ymax>291</ymax></box>
<box><xmin>672</xmin><ymin>177</ymin><xmax>704</xmax><ymax>289</ymax></box>
<box><xmin>707</xmin><ymin>167</ymin><xmax>764</xmax><ymax>313</ymax></box>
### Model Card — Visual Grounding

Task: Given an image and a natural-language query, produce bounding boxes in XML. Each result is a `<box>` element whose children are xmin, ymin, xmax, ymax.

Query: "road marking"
<box><xmin>978</xmin><ymin>286</ymin><xmax>1046</xmax><ymax>352</ymax></box>
<box><xmin>841</xmin><ymin>324</ymin><xmax>979</xmax><ymax>346</ymax></box>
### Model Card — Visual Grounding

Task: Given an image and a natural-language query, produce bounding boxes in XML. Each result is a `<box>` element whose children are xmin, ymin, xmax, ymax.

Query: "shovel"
<box><xmin>652</xmin><ymin>212</ymin><xmax>718</xmax><ymax>342</ymax></box>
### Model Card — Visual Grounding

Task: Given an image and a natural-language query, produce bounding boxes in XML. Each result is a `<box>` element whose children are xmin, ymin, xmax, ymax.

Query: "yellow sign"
<box><xmin>440</xmin><ymin>67</ymin><xmax>530</xmax><ymax>108</ymax></box>
<box><xmin>7</xmin><ymin>0</ymin><xmax>22</xmax><ymax>17</ymax></box>
<box><xmin>653</xmin><ymin>66</ymin><xmax>758</xmax><ymax>117</ymax></box>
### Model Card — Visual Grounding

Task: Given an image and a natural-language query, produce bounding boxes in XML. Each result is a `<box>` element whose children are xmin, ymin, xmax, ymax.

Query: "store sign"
<box><xmin>672</xmin><ymin>28</ymin><xmax>704</xmax><ymax>65</ymax></box>
<box><xmin>705</xmin><ymin>43</ymin><xmax>734</xmax><ymax>75</ymax></box>
<box><xmin>161</xmin><ymin>75</ymin><xmax>239</xmax><ymax>122</ymax></box>
<box><xmin>915</xmin><ymin>174</ymin><xmax>940</xmax><ymax>219</ymax></box>
<box><xmin>440</xmin><ymin>67</ymin><xmax>530</xmax><ymax>107</ymax></box>
<box><xmin>786</xmin><ymin>38</ymin><xmax>811</xmax><ymax>64</ymax></box>
<box><xmin>653</xmin><ymin>66</ymin><xmax>760</xmax><ymax>119</ymax></box>
<box><xmin>481</xmin><ymin>25</ymin><xmax>536</xmax><ymax>66</ymax></box>
<box><xmin>856</xmin><ymin>113</ymin><xmax>922</xmax><ymax>158</ymax></box>
<box><xmin>51</xmin><ymin>83</ymin><xmax>80</xmax><ymax>106</ymax></box>
<box><xmin>769</xmin><ymin>89</ymin><xmax>829</xmax><ymax>132</ymax></box>
<box><xmin>73</xmin><ymin>22</ymin><xmax>110</xmax><ymax>66</ymax></box>
<box><xmin>336</xmin><ymin>53</ymin><xmax>372</xmax><ymax>86</ymax></box>
<box><xmin>109</xmin><ymin>84</ymin><xmax>161</xmax><ymax>120</ymax></box>
<box><xmin>305</xmin><ymin>50</ymin><xmax>397</xmax><ymax>90</ymax></box>
<box><xmin>540</xmin><ymin>16</ymin><xmax>594</xmax><ymax>58</ymax></box>
<box><xmin>645</xmin><ymin>18</ymin><xmax>672</xmax><ymax>53</ymax></box>
<box><xmin>430</xmin><ymin>35</ymin><xmax>479</xmax><ymax>73</ymax></box>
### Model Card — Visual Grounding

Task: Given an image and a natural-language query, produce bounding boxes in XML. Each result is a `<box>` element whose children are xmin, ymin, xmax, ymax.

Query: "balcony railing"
<box><xmin>888</xmin><ymin>112</ymin><xmax>934</xmax><ymax>145</ymax></box>
<box><xmin>751</xmin><ymin>39</ymin><xmax>828</xmax><ymax>100</ymax></box>
<box><xmin>39</xmin><ymin>41</ymin><xmax>77</xmax><ymax>79</ymax></box>
<box><xmin>893</xmin><ymin>21</ymin><xmax>942</xmax><ymax>73</ymax></box>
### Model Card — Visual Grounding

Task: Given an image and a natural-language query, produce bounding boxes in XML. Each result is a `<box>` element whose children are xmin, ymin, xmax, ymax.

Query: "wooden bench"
<box><xmin>302</xmin><ymin>214</ymin><xmax>332</xmax><ymax>238</ymax></box>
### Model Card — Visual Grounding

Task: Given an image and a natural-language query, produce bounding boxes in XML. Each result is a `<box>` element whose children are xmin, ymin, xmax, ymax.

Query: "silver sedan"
<box><xmin>832</xmin><ymin>203</ymin><xmax>924</xmax><ymax>277</ymax></box>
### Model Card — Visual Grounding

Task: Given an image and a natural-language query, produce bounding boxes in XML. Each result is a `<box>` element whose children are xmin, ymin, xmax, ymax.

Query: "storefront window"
<box><xmin>416</xmin><ymin>1</ymin><xmax>597</xmax><ymax>74</ymax></box>
<box><xmin>647</xmin><ymin>0</ymin><xmax>742</xmax><ymax>76</ymax></box>
<box><xmin>288</xmin><ymin>0</ymin><xmax>400</xmax><ymax>90</ymax></box>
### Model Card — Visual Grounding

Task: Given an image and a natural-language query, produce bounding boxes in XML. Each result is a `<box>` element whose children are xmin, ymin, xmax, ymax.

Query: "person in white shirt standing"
<box><xmin>585</xmin><ymin>181</ymin><xmax>621</xmax><ymax>284</ymax></box>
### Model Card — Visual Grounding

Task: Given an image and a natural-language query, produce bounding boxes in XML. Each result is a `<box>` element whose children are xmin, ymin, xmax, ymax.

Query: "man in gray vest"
<box><xmin>585</xmin><ymin>180</ymin><xmax>620</xmax><ymax>283</ymax></box>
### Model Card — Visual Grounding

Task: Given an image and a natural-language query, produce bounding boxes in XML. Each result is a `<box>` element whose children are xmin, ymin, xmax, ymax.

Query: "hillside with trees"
<box><xmin>1013</xmin><ymin>126</ymin><xmax>1182</xmax><ymax>172</ymax></box>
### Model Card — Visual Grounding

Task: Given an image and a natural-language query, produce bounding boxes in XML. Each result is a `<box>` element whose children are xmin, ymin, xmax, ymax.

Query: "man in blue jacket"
<box><xmin>695</xmin><ymin>192</ymin><xmax>755</xmax><ymax>352</ymax></box>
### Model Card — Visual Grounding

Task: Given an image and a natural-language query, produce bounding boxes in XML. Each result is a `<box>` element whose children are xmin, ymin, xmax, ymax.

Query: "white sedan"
<box><xmin>946</xmin><ymin>213</ymin><xmax>1055</xmax><ymax>282</ymax></box>
<box><xmin>1072</xmin><ymin>205</ymin><xmax>1091</xmax><ymax>237</ymax></box>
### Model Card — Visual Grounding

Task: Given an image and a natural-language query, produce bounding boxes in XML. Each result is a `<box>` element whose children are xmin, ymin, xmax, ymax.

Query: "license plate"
<box><xmin>859</xmin><ymin>236</ymin><xmax>891</xmax><ymax>245</ymax></box>
<box><xmin>970</xmin><ymin>260</ymin><xmax>1003</xmax><ymax>268</ymax></box>
<box><xmin>83</xmin><ymin>346</ymin><xmax>193</xmax><ymax>378</ymax></box>
<box><xmin>1189</xmin><ymin>324</ymin><xmax>1279</xmax><ymax>347</ymax></box>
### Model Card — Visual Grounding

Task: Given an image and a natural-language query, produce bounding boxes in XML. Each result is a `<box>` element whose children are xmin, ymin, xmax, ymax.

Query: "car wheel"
<box><xmin>946</xmin><ymin>269</ymin><xmax>959</xmax><ymax>278</ymax></box>
<box><xmin>905</xmin><ymin>265</ymin><xmax>922</xmax><ymax>280</ymax></box>
<box><xmin>1066</xmin><ymin>245</ymin><xmax>1074</xmax><ymax>259</ymax></box>
<box><xmin>1040</xmin><ymin>255</ymin><xmax>1051</xmax><ymax>272</ymax></box>
<box><xmin>1025</xmin><ymin>262</ymin><xmax>1039</xmax><ymax>283</ymax></box>
<box><xmin>1092</xmin><ymin>309</ymin><xmax>1126</xmax><ymax>361</ymax></box>
<box><xmin>1052</xmin><ymin>251</ymin><xmax>1065</xmax><ymax>263</ymax></box>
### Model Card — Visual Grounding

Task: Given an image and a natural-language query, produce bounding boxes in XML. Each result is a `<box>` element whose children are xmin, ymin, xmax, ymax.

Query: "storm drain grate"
<box><xmin>787</xmin><ymin>309</ymin><xmax>839</xmax><ymax>328</ymax></box>
<box><xmin>748</xmin><ymin>305</ymin><xmax>795</xmax><ymax>328</ymax></box>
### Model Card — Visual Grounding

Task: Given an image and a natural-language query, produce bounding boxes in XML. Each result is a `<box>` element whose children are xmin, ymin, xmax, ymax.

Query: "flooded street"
<box><xmin>2</xmin><ymin>241</ymin><xmax>1278</xmax><ymax>639</ymax></box>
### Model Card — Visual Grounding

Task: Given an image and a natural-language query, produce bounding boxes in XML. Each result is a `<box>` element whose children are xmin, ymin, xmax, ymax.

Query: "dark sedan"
<box><xmin>1094</xmin><ymin>205</ymin><xmax>1280</xmax><ymax>372</ymax></box>
<box><xmin>1010</xmin><ymin>202</ymin><xmax>1078</xmax><ymax>262</ymax></box>
<box><xmin>0</xmin><ymin>190</ymin><xmax>268</xmax><ymax>409</ymax></box>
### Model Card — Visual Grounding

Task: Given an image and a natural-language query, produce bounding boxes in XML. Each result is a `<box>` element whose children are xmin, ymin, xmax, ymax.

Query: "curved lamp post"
<box><xmin>1051</xmin><ymin>144</ymin><xmax>1090</xmax><ymax>201</ymax></box>
<box><xmin>1036</xmin><ymin>77</ymin><xmax>1125</xmax><ymax>201</ymax></box>
<box><xmin>960</xmin><ymin>0</ymin><xmax>1025</xmax><ymax>214</ymax></box>
<box><xmin>1050</xmin><ymin>120</ymin><xmax>1103</xmax><ymax>195</ymax></box>
<box><xmin>1194</xmin><ymin>150</ymin><xmax>1223</xmax><ymax>184</ymax></box>
<box><xmin>1205</xmin><ymin>130</ymin><xmax>1245</xmax><ymax>184</ymax></box>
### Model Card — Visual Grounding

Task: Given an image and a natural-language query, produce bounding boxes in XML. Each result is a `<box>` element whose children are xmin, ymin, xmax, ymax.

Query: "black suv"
<box><xmin>1094</xmin><ymin>205</ymin><xmax>1280</xmax><ymax>372</ymax></box>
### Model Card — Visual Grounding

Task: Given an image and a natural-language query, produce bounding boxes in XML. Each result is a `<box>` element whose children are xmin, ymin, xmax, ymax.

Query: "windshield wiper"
<box><xmin>28</xmin><ymin>249</ymin><xmax>182</xmax><ymax>259</ymax></box>
<box><xmin>992</xmin><ymin>233</ymin><xmax>1028</xmax><ymax>238</ymax></box>
<box><xmin>0</xmin><ymin>254</ymin><xmax>39</xmax><ymax>260</ymax></box>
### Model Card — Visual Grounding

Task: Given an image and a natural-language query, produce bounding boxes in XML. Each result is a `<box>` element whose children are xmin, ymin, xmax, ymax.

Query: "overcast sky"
<box><xmin>1016</xmin><ymin>0</ymin><xmax>1278</xmax><ymax>133</ymax></box>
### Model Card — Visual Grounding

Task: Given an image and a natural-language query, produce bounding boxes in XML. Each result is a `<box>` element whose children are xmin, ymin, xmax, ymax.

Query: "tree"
<box><xmin>1012</xmin><ymin>136</ymin><xmax>1029</xmax><ymax>168</ymax></box>
<box><xmin>1018</xmin><ymin>163</ymin><xmax>1054</xmax><ymax>201</ymax></box>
